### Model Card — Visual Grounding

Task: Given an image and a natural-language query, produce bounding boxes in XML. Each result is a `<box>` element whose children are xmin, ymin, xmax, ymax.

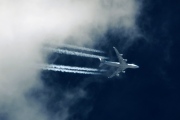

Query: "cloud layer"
<box><xmin>0</xmin><ymin>0</ymin><xmax>141</xmax><ymax>120</ymax></box>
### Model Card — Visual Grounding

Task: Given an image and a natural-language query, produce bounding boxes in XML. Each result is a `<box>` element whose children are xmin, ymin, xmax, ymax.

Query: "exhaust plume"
<box><xmin>48</xmin><ymin>48</ymin><xmax>108</xmax><ymax>59</ymax></box>
<box><xmin>43</xmin><ymin>64</ymin><xmax>107</xmax><ymax>72</ymax></box>
<box><xmin>43</xmin><ymin>67</ymin><xmax>101</xmax><ymax>75</ymax></box>
<box><xmin>60</xmin><ymin>44</ymin><xmax>105</xmax><ymax>53</ymax></box>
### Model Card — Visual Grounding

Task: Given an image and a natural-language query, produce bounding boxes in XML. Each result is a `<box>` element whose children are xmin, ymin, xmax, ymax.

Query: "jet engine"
<box><xmin>122</xmin><ymin>71</ymin><xmax>125</xmax><ymax>73</ymax></box>
<box><xmin>123</xmin><ymin>59</ymin><xmax>127</xmax><ymax>62</ymax></box>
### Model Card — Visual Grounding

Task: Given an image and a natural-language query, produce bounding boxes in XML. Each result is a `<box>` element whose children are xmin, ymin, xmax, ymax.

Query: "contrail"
<box><xmin>43</xmin><ymin>64</ymin><xmax>107</xmax><ymax>72</ymax></box>
<box><xmin>47</xmin><ymin>48</ymin><xmax>108</xmax><ymax>59</ymax></box>
<box><xmin>61</xmin><ymin>44</ymin><xmax>105</xmax><ymax>53</ymax></box>
<box><xmin>43</xmin><ymin>67</ymin><xmax>101</xmax><ymax>75</ymax></box>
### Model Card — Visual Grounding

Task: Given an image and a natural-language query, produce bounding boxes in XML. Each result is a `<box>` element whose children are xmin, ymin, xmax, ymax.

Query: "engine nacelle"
<box><xmin>124</xmin><ymin>59</ymin><xmax>127</xmax><ymax>62</ymax></box>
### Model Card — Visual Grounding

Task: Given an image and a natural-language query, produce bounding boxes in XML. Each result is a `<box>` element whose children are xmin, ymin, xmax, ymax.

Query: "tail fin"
<box><xmin>99</xmin><ymin>58</ymin><xmax>105</xmax><ymax>67</ymax></box>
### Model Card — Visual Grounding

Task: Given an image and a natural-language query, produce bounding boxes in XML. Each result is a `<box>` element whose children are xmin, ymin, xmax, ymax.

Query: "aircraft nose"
<box><xmin>136</xmin><ymin>65</ymin><xmax>139</xmax><ymax>68</ymax></box>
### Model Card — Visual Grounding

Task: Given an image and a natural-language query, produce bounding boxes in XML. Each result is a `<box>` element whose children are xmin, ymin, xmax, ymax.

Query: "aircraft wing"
<box><xmin>108</xmin><ymin>67</ymin><xmax>122</xmax><ymax>78</ymax></box>
<box><xmin>113</xmin><ymin>47</ymin><xmax>126</xmax><ymax>64</ymax></box>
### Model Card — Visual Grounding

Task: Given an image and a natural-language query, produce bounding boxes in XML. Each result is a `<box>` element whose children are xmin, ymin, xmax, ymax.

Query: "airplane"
<box><xmin>99</xmin><ymin>47</ymin><xmax>139</xmax><ymax>78</ymax></box>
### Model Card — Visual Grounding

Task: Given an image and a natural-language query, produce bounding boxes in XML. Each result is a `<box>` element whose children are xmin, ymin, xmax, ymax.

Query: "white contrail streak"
<box><xmin>43</xmin><ymin>64</ymin><xmax>107</xmax><ymax>72</ymax></box>
<box><xmin>43</xmin><ymin>67</ymin><xmax>101</xmax><ymax>75</ymax></box>
<box><xmin>47</xmin><ymin>48</ymin><xmax>108</xmax><ymax>59</ymax></box>
<box><xmin>61</xmin><ymin>44</ymin><xmax>105</xmax><ymax>53</ymax></box>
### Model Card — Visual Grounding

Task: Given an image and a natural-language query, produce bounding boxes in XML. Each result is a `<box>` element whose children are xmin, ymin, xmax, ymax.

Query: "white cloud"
<box><xmin>0</xmin><ymin>0</ymin><xmax>141</xmax><ymax>120</ymax></box>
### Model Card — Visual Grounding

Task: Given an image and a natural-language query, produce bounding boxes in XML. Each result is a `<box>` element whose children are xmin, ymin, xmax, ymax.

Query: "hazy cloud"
<box><xmin>0</xmin><ymin>0</ymin><xmax>141</xmax><ymax>120</ymax></box>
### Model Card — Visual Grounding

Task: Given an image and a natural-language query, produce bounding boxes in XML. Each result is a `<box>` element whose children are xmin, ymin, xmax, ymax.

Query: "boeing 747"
<box><xmin>99</xmin><ymin>47</ymin><xmax>139</xmax><ymax>78</ymax></box>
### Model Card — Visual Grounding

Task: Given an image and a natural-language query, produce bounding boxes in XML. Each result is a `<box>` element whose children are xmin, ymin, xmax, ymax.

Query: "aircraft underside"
<box><xmin>104</xmin><ymin>61</ymin><xmax>120</xmax><ymax>67</ymax></box>
<box><xmin>99</xmin><ymin>47</ymin><xmax>139</xmax><ymax>78</ymax></box>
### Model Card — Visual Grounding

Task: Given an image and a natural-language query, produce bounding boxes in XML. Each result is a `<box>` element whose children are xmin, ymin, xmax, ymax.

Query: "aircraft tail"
<box><xmin>99</xmin><ymin>58</ymin><xmax>105</xmax><ymax>67</ymax></box>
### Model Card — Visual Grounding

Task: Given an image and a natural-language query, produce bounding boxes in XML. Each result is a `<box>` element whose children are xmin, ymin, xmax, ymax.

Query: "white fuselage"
<box><xmin>104</xmin><ymin>61</ymin><xmax>139</xmax><ymax>71</ymax></box>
